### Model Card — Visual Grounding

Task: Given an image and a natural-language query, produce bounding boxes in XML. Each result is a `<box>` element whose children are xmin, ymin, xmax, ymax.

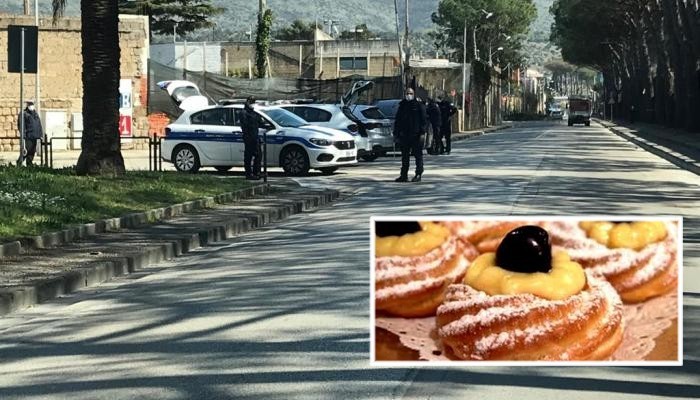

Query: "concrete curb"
<box><xmin>453</xmin><ymin>124</ymin><xmax>512</xmax><ymax>142</ymax></box>
<box><xmin>0</xmin><ymin>188</ymin><xmax>340</xmax><ymax>316</ymax></box>
<box><xmin>596</xmin><ymin>119</ymin><xmax>700</xmax><ymax>176</ymax></box>
<box><xmin>0</xmin><ymin>183</ymin><xmax>270</xmax><ymax>258</ymax></box>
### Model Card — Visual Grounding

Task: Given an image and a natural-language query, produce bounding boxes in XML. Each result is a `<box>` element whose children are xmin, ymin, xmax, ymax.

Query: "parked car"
<box><xmin>162</xmin><ymin>104</ymin><xmax>357</xmax><ymax>176</ymax></box>
<box><xmin>568</xmin><ymin>97</ymin><xmax>592</xmax><ymax>126</ymax></box>
<box><xmin>548</xmin><ymin>106</ymin><xmax>563</xmax><ymax>120</ymax></box>
<box><xmin>371</xmin><ymin>98</ymin><xmax>434</xmax><ymax>152</ymax></box>
<box><xmin>372</xmin><ymin>99</ymin><xmax>401</xmax><ymax>121</ymax></box>
<box><xmin>157</xmin><ymin>80</ymin><xmax>210</xmax><ymax>112</ymax></box>
<box><xmin>280</xmin><ymin>81</ymin><xmax>388</xmax><ymax>161</ymax></box>
<box><xmin>348</xmin><ymin>105</ymin><xmax>394</xmax><ymax>157</ymax></box>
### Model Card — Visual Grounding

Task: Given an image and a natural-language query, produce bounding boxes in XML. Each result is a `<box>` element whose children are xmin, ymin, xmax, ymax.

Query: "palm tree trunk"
<box><xmin>76</xmin><ymin>0</ymin><xmax>125</xmax><ymax>175</ymax></box>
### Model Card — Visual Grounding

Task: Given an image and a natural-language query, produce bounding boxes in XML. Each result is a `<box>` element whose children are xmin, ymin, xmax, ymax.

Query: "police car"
<box><xmin>161</xmin><ymin>104</ymin><xmax>358</xmax><ymax>176</ymax></box>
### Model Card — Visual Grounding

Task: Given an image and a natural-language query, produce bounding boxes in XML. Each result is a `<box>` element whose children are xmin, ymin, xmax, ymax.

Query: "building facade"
<box><xmin>0</xmin><ymin>14</ymin><xmax>149</xmax><ymax>152</ymax></box>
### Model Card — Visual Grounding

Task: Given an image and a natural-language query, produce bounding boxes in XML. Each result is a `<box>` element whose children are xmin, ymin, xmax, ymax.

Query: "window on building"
<box><xmin>339</xmin><ymin>57</ymin><xmax>368</xmax><ymax>71</ymax></box>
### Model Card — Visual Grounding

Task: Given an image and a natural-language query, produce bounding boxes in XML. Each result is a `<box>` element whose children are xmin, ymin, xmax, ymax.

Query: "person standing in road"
<box><xmin>241</xmin><ymin>96</ymin><xmax>262</xmax><ymax>180</ymax></box>
<box><xmin>17</xmin><ymin>101</ymin><xmax>43</xmax><ymax>166</ymax></box>
<box><xmin>394</xmin><ymin>88</ymin><xmax>427</xmax><ymax>182</ymax></box>
<box><xmin>426</xmin><ymin>98</ymin><xmax>442</xmax><ymax>155</ymax></box>
<box><xmin>438</xmin><ymin>97</ymin><xmax>458</xmax><ymax>154</ymax></box>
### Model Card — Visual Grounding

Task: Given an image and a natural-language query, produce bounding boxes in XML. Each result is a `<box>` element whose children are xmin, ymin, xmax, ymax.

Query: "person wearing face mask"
<box><xmin>241</xmin><ymin>96</ymin><xmax>262</xmax><ymax>180</ymax></box>
<box><xmin>393</xmin><ymin>88</ymin><xmax>428</xmax><ymax>182</ymax></box>
<box><xmin>17</xmin><ymin>101</ymin><xmax>43</xmax><ymax>166</ymax></box>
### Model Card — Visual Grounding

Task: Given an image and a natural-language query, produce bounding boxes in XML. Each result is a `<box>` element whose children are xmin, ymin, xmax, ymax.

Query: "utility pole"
<box><xmin>462</xmin><ymin>20</ymin><xmax>467</xmax><ymax>131</ymax></box>
<box><xmin>404</xmin><ymin>0</ymin><xmax>410</xmax><ymax>67</ymax></box>
<box><xmin>34</xmin><ymin>0</ymin><xmax>40</xmax><ymax>118</ymax></box>
<box><xmin>393</xmin><ymin>0</ymin><xmax>404</xmax><ymax>94</ymax></box>
<box><xmin>259</xmin><ymin>0</ymin><xmax>267</xmax><ymax>22</ymax></box>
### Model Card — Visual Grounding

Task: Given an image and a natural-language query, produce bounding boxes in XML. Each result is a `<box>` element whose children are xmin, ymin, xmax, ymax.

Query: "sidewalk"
<box><xmin>596</xmin><ymin>119</ymin><xmax>700</xmax><ymax>176</ymax></box>
<box><xmin>0</xmin><ymin>182</ymin><xmax>340</xmax><ymax>315</ymax></box>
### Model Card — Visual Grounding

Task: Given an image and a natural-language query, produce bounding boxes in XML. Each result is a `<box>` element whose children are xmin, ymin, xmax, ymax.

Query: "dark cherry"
<box><xmin>375</xmin><ymin>221</ymin><xmax>422</xmax><ymax>237</ymax></box>
<box><xmin>496</xmin><ymin>226</ymin><xmax>552</xmax><ymax>273</ymax></box>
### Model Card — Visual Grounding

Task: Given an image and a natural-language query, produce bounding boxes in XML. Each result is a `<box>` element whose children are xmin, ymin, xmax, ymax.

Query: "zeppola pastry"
<box><xmin>436</xmin><ymin>225</ymin><xmax>624</xmax><ymax>360</ymax></box>
<box><xmin>375</xmin><ymin>221</ymin><xmax>479</xmax><ymax>317</ymax></box>
<box><xmin>440</xmin><ymin>221</ymin><xmax>529</xmax><ymax>253</ymax></box>
<box><xmin>544</xmin><ymin>221</ymin><xmax>677</xmax><ymax>303</ymax></box>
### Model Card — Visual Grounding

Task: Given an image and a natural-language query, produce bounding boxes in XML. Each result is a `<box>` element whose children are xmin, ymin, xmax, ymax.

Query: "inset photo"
<box><xmin>371</xmin><ymin>217</ymin><xmax>682</xmax><ymax>366</ymax></box>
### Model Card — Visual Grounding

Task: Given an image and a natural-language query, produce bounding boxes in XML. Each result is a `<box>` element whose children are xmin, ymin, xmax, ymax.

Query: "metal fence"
<box><xmin>40</xmin><ymin>135</ymin><xmax>163</xmax><ymax>172</ymax></box>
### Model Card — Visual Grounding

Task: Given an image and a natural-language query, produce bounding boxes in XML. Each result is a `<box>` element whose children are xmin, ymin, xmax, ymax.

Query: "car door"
<box><xmin>258</xmin><ymin>112</ymin><xmax>280</xmax><ymax>167</ymax></box>
<box><xmin>189</xmin><ymin>108</ymin><xmax>233</xmax><ymax>163</ymax></box>
<box><xmin>231</xmin><ymin>108</ymin><xmax>279</xmax><ymax>167</ymax></box>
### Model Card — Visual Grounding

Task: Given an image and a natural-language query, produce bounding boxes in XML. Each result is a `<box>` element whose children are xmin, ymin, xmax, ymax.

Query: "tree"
<box><xmin>338</xmin><ymin>24</ymin><xmax>374</xmax><ymax>40</ymax></box>
<box><xmin>551</xmin><ymin>0</ymin><xmax>699</xmax><ymax>132</ymax></box>
<box><xmin>276</xmin><ymin>20</ymin><xmax>315</xmax><ymax>41</ymax></box>
<box><xmin>118</xmin><ymin>0</ymin><xmax>224</xmax><ymax>39</ymax></box>
<box><xmin>52</xmin><ymin>0</ymin><xmax>125</xmax><ymax>176</ymax></box>
<box><xmin>431</xmin><ymin>0</ymin><xmax>537</xmax><ymax>68</ymax></box>
<box><xmin>255</xmin><ymin>9</ymin><xmax>273</xmax><ymax>78</ymax></box>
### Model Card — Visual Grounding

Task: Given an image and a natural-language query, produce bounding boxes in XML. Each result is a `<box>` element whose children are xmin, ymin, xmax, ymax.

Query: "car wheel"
<box><xmin>568</xmin><ymin>121</ymin><xmax>574</xmax><ymax>127</ymax></box>
<box><xmin>585</xmin><ymin>121</ymin><xmax>590</xmax><ymax>127</ymax></box>
<box><xmin>319</xmin><ymin>167</ymin><xmax>338</xmax><ymax>175</ymax></box>
<box><xmin>215</xmin><ymin>166</ymin><xmax>232</xmax><ymax>172</ymax></box>
<box><xmin>280</xmin><ymin>145</ymin><xmax>310</xmax><ymax>176</ymax></box>
<box><xmin>361</xmin><ymin>153</ymin><xmax>379</xmax><ymax>162</ymax></box>
<box><xmin>173</xmin><ymin>145</ymin><xmax>200</xmax><ymax>173</ymax></box>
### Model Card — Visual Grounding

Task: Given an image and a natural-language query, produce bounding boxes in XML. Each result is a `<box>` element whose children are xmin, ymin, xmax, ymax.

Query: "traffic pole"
<box><xmin>17</xmin><ymin>28</ymin><xmax>26</xmax><ymax>166</ymax></box>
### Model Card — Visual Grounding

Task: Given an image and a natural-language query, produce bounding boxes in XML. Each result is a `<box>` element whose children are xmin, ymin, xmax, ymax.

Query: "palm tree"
<box><xmin>52</xmin><ymin>0</ymin><xmax>125</xmax><ymax>175</ymax></box>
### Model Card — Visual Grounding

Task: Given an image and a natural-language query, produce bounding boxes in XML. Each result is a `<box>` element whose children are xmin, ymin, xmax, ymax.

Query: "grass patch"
<box><xmin>0</xmin><ymin>165</ymin><xmax>252</xmax><ymax>241</ymax></box>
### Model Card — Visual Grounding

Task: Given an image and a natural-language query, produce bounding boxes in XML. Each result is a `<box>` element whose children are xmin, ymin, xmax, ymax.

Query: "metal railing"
<box><xmin>40</xmin><ymin>135</ymin><xmax>163</xmax><ymax>172</ymax></box>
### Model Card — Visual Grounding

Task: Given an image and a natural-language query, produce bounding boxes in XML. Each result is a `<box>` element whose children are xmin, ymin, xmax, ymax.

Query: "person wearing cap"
<box><xmin>17</xmin><ymin>101</ymin><xmax>43</xmax><ymax>166</ymax></box>
<box><xmin>241</xmin><ymin>96</ymin><xmax>262</xmax><ymax>180</ymax></box>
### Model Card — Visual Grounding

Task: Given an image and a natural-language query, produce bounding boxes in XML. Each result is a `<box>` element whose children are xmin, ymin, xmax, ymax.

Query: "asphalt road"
<box><xmin>0</xmin><ymin>120</ymin><xmax>697</xmax><ymax>399</ymax></box>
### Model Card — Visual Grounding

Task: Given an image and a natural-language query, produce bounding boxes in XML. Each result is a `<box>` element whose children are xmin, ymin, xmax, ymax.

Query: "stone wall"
<box><xmin>0</xmin><ymin>14</ymin><xmax>149</xmax><ymax>151</ymax></box>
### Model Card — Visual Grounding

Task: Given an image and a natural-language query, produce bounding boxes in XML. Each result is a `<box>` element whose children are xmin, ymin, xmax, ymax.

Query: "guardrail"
<box><xmin>40</xmin><ymin>135</ymin><xmax>163</xmax><ymax>172</ymax></box>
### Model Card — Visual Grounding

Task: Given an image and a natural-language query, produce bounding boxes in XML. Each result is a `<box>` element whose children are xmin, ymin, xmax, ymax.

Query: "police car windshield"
<box><xmin>262</xmin><ymin>108</ymin><xmax>307</xmax><ymax>128</ymax></box>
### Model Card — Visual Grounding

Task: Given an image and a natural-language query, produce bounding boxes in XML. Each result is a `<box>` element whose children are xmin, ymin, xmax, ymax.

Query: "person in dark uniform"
<box><xmin>426</xmin><ymin>98</ymin><xmax>442</xmax><ymax>155</ymax></box>
<box><xmin>17</xmin><ymin>101</ymin><xmax>43</xmax><ymax>166</ymax></box>
<box><xmin>438</xmin><ymin>97</ymin><xmax>458</xmax><ymax>154</ymax></box>
<box><xmin>394</xmin><ymin>88</ymin><xmax>427</xmax><ymax>182</ymax></box>
<box><xmin>241</xmin><ymin>96</ymin><xmax>261</xmax><ymax>180</ymax></box>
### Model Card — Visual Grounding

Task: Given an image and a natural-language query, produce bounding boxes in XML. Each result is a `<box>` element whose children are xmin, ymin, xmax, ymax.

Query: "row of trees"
<box><xmin>544</xmin><ymin>59</ymin><xmax>597</xmax><ymax>98</ymax></box>
<box><xmin>551</xmin><ymin>0</ymin><xmax>700</xmax><ymax>132</ymax></box>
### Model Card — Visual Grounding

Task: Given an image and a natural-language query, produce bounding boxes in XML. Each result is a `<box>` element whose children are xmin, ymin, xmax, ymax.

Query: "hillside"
<box><xmin>525</xmin><ymin>0</ymin><xmax>561</xmax><ymax>67</ymax></box>
<box><xmin>0</xmin><ymin>0</ymin><xmax>558</xmax><ymax>65</ymax></box>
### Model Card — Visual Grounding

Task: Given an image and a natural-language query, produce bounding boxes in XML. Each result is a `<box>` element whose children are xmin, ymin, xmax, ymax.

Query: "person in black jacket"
<box><xmin>17</xmin><ymin>101</ymin><xmax>43</xmax><ymax>166</ymax></box>
<box><xmin>393</xmin><ymin>88</ymin><xmax>428</xmax><ymax>182</ymax></box>
<box><xmin>438</xmin><ymin>97</ymin><xmax>458</xmax><ymax>154</ymax></box>
<box><xmin>241</xmin><ymin>96</ymin><xmax>261</xmax><ymax>180</ymax></box>
<box><xmin>426</xmin><ymin>98</ymin><xmax>442</xmax><ymax>155</ymax></box>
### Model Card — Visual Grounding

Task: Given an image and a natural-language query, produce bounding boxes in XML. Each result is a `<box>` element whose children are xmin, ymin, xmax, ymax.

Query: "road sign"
<box><xmin>8</xmin><ymin>25</ymin><xmax>38</xmax><ymax>73</ymax></box>
<box><xmin>119</xmin><ymin>115</ymin><xmax>133</xmax><ymax>137</ymax></box>
<box><xmin>119</xmin><ymin>79</ymin><xmax>133</xmax><ymax>138</ymax></box>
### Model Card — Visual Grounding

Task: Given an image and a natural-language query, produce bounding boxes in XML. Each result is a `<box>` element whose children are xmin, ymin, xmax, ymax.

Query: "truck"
<box><xmin>567</xmin><ymin>96</ymin><xmax>592</xmax><ymax>126</ymax></box>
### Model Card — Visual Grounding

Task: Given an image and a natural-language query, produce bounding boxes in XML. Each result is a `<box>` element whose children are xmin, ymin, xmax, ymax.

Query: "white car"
<box><xmin>161</xmin><ymin>104</ymin><xmax>357</xmax><ymax>176</ymax></box>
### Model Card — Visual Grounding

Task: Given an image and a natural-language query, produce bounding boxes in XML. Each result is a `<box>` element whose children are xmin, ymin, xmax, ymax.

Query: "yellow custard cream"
<box><xmin>580</xmin><ymin>221</ymin><xmax>666</xmax><ymax>251</ymax></box>
<box><xmin>375</xmin><ymin>222</ymin><xmax>450</xmax><ymax>257</ymax></box>
<box><xmin>465</xmin><ymin>251</ymin><xmax>586</xmax><ymax>300</ymax></box>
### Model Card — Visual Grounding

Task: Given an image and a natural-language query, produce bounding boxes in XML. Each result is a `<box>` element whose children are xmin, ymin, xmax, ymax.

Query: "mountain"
<box><xmin>206</xmin><ymin>0</ymin><xmax>438</xmax><ymax>33</ymax></box>
<box><xmin>525</xmin><ymin>0</ymin><xmax>561</xmax><ymax>67</ymax></box>
<box><xmin>0</xmin><ymin>0</ymin><xmax>557</xmax><ymax>65</ymax></box>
